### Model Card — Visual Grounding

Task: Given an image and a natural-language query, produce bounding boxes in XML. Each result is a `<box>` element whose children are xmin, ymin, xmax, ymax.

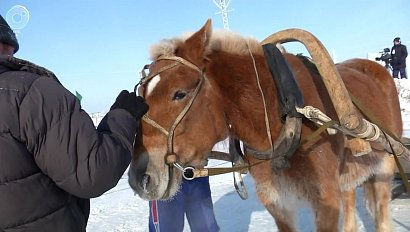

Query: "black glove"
<box><xmin>110</xmin><ymin>90</ymin><xmax>148</xmax><ymax>120</ymax></box>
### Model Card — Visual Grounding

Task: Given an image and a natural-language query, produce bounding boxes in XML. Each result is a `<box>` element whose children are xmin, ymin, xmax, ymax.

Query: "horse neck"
<box><xmin>207</xmin><ymin>51</ymin><xmax>283</xmax><ymax>151</ymax></box>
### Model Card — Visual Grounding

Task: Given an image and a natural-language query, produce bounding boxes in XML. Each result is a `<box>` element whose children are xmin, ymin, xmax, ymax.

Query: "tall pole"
<box><xmin>212</xmin><ymin>0</ymin><xmax>233</xmax><ymax>29</ymax></box>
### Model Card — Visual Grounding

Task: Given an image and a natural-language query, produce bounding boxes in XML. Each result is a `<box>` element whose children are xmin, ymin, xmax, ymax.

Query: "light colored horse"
<box><xmin>129</xmin><ymin>19</ymin><xmax>402</xmax><ymax>231</ymax></box>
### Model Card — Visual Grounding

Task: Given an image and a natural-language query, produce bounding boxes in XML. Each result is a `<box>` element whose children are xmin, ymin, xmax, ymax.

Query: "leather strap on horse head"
<box><xmin>138</xmin><ymin>55</ymin><xmax>204</xmax><ymax>164</ymax></box>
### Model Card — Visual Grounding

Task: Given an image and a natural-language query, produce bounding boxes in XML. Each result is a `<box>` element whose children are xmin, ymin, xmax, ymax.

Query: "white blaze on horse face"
<box><xmin>146</xmin><ymin>74</ymin><xmax>161</xmax><ymax>96</ymax></box>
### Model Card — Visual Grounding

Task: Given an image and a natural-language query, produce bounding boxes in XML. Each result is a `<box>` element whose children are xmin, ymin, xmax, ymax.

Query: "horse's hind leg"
<box><xmin>342</xmin><ymin>189</ymin><xmax>358</xmax><ymax>232</ymax></box>
<box><xmin>362</xmin><ymin>178</ymin><xmax>392</xmax><ymax>232</ymax></box>
<box><xmin>362</xmin><ymin>178</ymin><xmax>393</xmax><ymax>232</ymax></box>
<box><xmin>264</xmin><ymin>203</ymin><xmax>297</xmax><ymax>232</ymax></box>
<box><xmin>362</xmin><ymin>156</ymin><xmax>395</xmax><ymax>232</ymax></box>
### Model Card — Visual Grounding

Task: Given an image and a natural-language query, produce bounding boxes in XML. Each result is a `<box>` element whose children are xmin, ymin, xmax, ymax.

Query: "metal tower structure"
<box><xmin>212</xmin><ymin>0</ymin><xmax>233</xmax><ymax>29</ymax></box>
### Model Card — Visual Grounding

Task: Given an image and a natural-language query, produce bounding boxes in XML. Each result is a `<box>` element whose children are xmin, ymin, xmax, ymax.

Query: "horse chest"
<box><xmin>277</xmin><ymin>189</ymin><xmax>311</xmax><ymax>210</ymax></box>
<box><xmin>258</xmin><ymin>176</ymin><xmax>311</xmax><ymax>210</ymax></box>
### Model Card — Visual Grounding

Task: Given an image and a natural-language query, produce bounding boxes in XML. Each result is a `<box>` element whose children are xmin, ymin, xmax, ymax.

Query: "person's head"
<box><xmin>393</xmin><ymin>37</ymin><xmax>401</xmax><ymax>45</ymax></box>
<box><xmin>0</xmin><ymin>14</ymin><xmax>19</xmax><ymax>56</ymax></box>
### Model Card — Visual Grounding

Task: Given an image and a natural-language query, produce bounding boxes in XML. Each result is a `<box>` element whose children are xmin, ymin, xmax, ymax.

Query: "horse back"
<box><xmin>337</xmin><ymin>58</ymin><xmax>402</xmax><ymax>137</ymax></box>
<box><xmin>284</xmin><ymin>54</ymin><xmax>402</xmax><ymax>138</ymax></box>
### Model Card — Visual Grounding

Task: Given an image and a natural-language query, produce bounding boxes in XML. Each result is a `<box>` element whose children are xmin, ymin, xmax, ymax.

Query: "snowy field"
<box><xmin>88</xmin><ymin>79</ymin><xmax>410</xmax><ymax>232</ymax></box>
<box><xmin>88</xmin><ymin>169</ymin><xmax>410</xmax><ymax>232</ymax></box>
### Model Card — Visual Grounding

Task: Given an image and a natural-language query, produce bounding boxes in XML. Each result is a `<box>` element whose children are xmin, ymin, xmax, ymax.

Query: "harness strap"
<box><xmin>389</xmin><ymin>134</ymin><xmax>410</xmax><ymax>195</ymax></box>
<box><xmin>242</xmin><ymin>43</ymin><xmax>304</xmax><ymax>170</ymax></box>
<box><xmin>166</xmin><ymin>75</ymin><xmax>204</xmax><ymax>155</ymax></box>
<box><xmin>262</xmin><ymin>44</ymin><xmax>304</xmax><ymax>119</ymax></box>
<box><xmin>158</xmin><ymin>56</ymin><xmax>202</xmax><ymax>73</ymax></box>
<box><xmin>198</xmin><ymin>120</ymin><xmax>338</xmax><ymax>179</ymax></box>
<box><xmin>142</xmin><ymin>115</ymin><xmax>169</xmax><ymax>136</ymax></box>
<box><xmin>140</xmin><ymin>62</ymin><xmax>180</xmax><ymax>85</ymax></box>
<box><xmin>349</xmin><ymin>93</ymin><xmax>410</xmax><ymax>194</ymax></box>
<box><xmin>300</xmin><ymin>120</ymin><xmax>338</xmax><ymax>146</ymax></box>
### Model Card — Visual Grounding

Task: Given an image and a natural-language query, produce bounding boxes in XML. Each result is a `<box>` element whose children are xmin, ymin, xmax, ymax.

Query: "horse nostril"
<box><xmin>141</xmin><ymin>174</ymin><xmax>150</xmax><ymax>191</ymax></box>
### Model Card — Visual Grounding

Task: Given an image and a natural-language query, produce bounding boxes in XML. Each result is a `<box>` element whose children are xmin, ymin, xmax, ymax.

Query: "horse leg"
<box><xmin>264</xmin><ymin>203</ymin><xmax>297</xmax><ymax>232</ymax></box>
<box><xmin>251</xmin><ymin>162</ymin><xmax>298</xmax><ymax>231</ymax></box>
<box><xmin>312</xmin><ymin>188</ymin><xmax>341</xmax><ymax>232</ymax></box>
<box><xmin>342</xmin><ymin>189</ymin><xmax>358</xmax><ymax>232</ymax></box>
<box><xmin>362</xmin><ymin>178</ymin><xmax>392</xmax><ymax>232</ymax></box>
<box><xmin>362</xmin><ymin>158</ymin><xmax>394</xmax><ymax>232</ymax></box>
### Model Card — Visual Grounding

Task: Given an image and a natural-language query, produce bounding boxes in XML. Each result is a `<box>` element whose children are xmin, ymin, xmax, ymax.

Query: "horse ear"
<box><xmin>181</xmin><ymin>19</ymin><xmax>212</xmax><ymax>67</ymax></box>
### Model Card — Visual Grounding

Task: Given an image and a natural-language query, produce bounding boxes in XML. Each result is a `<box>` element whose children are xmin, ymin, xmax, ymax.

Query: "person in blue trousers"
<box><xmin>148</xmin><ymin>176</ymin><xmax>220</xmax><ymax>232</ymax></box>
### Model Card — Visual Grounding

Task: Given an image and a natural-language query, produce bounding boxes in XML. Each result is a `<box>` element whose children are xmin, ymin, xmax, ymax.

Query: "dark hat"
<box><xmin>394</xmin><ymin>37</ymin><xmax>401</xmax><ymax>43</ymax></box>
<box><xmin>0</xmin><ymin>14</ymin><xmax>19</xmax><ymax>53</ymax></box>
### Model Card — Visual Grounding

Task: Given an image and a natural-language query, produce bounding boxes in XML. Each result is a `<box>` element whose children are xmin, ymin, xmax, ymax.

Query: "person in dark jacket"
<box><xmin>391</xmin><ymin>37</ymin><xmax>408</xmax><ymax>79</ymax></box>
<box><xmin>0</xmin><ymin>14</ymin><xmax>148</xmax><ymax>232</ymax></box>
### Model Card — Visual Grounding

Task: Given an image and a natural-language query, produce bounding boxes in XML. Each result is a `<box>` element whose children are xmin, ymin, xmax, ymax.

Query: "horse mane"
<box><xmin>149</xmin><ymin>30</ymin><xmax>263</xmax><ymax>60</ymax></box>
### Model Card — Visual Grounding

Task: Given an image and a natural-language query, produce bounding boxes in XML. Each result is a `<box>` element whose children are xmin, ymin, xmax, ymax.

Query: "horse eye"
<box><xmin>172</xmin><ymin>90</ymin><xmax>187</xmax><ymax>101</ymax></box>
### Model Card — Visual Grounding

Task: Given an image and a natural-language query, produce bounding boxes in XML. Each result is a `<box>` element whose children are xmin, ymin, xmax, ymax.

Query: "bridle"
<box><xmin>136</xmin><ymin>55</ymin><xmax>206</xmax><ymax>181</ymax></box>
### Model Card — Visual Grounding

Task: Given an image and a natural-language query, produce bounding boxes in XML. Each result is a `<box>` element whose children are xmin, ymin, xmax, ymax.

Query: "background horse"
<box><xmin>129</xmin><ymin>19</ymin><xmax>402</xmax><ymax>231</ymax></box>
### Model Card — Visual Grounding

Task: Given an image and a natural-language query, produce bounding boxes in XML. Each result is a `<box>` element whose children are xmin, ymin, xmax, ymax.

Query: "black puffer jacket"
<box><xmin>0</xmin><ymin>57</ymin><xmax>138</xmax><ymax>232</ymax></box>
<box><xmin>391</xmin><ymin>44</ymin><xmax>408</xmax><ymax>69</ymax></box>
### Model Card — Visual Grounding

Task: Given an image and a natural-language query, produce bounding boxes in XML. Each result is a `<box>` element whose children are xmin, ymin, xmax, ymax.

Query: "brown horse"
<box><xmin>128</xmin><ymin>19</ymin><xmax>402</xmax><ymax>231</ymax></box>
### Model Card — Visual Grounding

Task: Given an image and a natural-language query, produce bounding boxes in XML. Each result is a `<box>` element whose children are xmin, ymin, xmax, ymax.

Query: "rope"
<box><xmin>246</xmin><ymin>41</ymin><xmax>274</xmax><ymax>155</ymax></box>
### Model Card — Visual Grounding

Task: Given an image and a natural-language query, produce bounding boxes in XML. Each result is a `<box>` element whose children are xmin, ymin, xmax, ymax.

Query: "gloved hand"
<box><xmin>110</xmin><ymin>90</ymin><xmax>149</xmax><ymax>120</ymax></box>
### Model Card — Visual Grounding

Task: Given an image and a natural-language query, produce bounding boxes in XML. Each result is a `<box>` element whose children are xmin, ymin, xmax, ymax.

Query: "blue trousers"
<box><xmin>148</xmin><ymin>177</ymin><xmax>219</xmax><ymax>232</ymax></box>
<box><xmin>393</xmin><ymin>67</ymin><xmax>407</xmax><ymax>79</ymax></box>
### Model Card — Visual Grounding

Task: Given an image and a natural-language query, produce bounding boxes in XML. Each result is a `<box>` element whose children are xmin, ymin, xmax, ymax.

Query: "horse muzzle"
<box><xmin>128</xmin><ymin>153</ymin><xmax>180</xmax><ymax>200</ymax></box>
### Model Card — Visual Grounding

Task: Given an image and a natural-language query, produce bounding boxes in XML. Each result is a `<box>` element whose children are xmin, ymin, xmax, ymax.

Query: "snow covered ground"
<box><xmin>88</xmin><ymin>169</ymin><xmax>410</xmax><ymax>232</ymax></box>
<box><xmin>88</xmin><ymin>79</ymin><xmax>410</xmax><ymax>232</ymax></box>
<box><xmin>395</xmin><ymin>79</ymin><xmax>410</xmax><ymax>131</ymax></box>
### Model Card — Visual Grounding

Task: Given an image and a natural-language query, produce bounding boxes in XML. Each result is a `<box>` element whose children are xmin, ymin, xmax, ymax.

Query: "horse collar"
<box><xmin>239</xmin><ymin>44</ymin><xmax>305</xmax><ymax>170</ymax></box>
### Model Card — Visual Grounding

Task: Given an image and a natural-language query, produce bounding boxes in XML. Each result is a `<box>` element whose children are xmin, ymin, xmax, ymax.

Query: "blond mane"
<box><xmin>149</xmin><ymin>30</ymin><xmax>263</xmax><ymax>61</ymax></box>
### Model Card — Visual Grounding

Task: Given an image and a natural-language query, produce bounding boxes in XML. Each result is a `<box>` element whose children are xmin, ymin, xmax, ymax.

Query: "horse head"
<box><xmin>129</xmin><ymin>19</ymin><xmax>229</xmax><ymax>200</ymax></box>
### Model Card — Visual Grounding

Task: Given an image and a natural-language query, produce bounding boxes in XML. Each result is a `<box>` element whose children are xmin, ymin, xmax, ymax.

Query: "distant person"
<box><xmin>149</xmin><ymin>176</ymin><xmax>220</xmax><ymax>232</ymax></box>
<box><xmin>391</xmin><ymin>37</ymin><xmax>408</xmax><ymax>79</ymax></box>
<box><xmin>0</xmin><ymin>14</ymin><xmax>148</xmax><ymax>231</ymax></box>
